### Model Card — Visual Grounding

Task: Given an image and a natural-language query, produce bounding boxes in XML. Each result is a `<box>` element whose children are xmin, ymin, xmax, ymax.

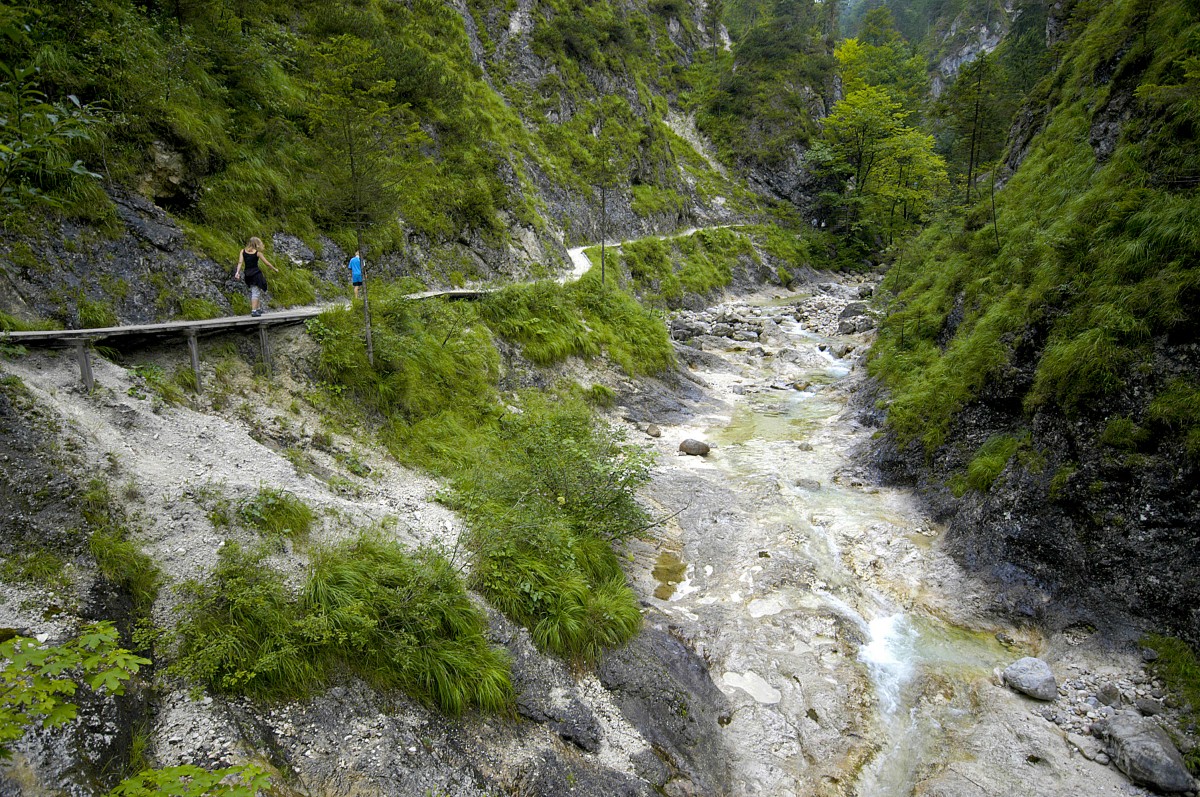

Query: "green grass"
<box><xmin>951</xmin><ymin>434</ymin><xmax>1025</xmax><ymax>496</ymax></box>
<box><xmin>306</xmin><ymin>289</ymin><xmax>654</xmax><ymax>666</ymax></box>
<box><xmin>128</xmin><ymin>364</ymin><xmax>188</xmax><ymax>405</ymax></box>
<box><xmin>450</xmin><ymin>391</ymin><xmax>649</xmax><ymax>663</ymax></box>
<box><xmin>238</xmin><ymin>487</ymin><xmax>314</xmax><ymax>542</ymax></box>
<box><xmin>480</xmin><ymin>278</ymin><xmax>674</xmax><ymax>376</ymax></box>
<box><xmin>77</xmin><ymin>295</ymin><xmax>118</xmax><ymax>329</ymax></box>
<box><xmin>179</xmin><ymin>298</ymin><xmax>223</xmax><ymax>321</ymax></box>
<box><xmin>0</xmin><ymin>550</ymin><xmax>68</xmax><ymax>588</ymax></box>
<box><xmin>81</xmin><ymin>478</ymin><xmax>161</xmax><ymax>620</ymax></box>
<box><xmin>1143</xmin><ymin>634</ymin><xmax>1200</xmax><ymax>774</ymax></box>
<box><xmin>869</xmin><ymin>0</ymin><xmax>1200</xmax><ymax>454</ymax></box>
<box><xmin>172</xmin><ymin>536</ymin><xmax>512</xmax><ymax>712</ymax></box>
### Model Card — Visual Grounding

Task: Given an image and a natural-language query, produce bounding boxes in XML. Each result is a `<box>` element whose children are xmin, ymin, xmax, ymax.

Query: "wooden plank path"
<box><xmin>1</xmin><ymin>287</ymin><xmax>491</xmax><ymax>392</ymax></box>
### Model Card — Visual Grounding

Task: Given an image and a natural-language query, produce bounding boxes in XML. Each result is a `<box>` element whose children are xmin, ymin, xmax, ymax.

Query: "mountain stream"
<box><xmin>629</xmin><ymin>286</ymin><xmax>1141</xmax><ymax>797</ymax></box>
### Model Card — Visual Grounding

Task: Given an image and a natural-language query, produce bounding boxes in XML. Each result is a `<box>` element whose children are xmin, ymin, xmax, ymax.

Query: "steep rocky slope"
<box><xmin>863</xmin><ymin>0</ymin><xmax>1200</xmax><ymax>646</ymax></box>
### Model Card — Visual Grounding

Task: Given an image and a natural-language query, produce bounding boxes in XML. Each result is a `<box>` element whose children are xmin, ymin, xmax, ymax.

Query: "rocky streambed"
<box><xmin>618</xmin><ymin>280</ymin><xmax>1199</xmax><ymax>797</ymax></box>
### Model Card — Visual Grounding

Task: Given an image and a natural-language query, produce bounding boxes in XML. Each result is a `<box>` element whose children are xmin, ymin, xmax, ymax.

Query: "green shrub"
<box><xmin>172</xmin><ymin>542</ymin><xmax>318</xmax><ymax>699</ymax></box>
<box><xmin>238</xmin><ymin>487</ymin><xmax>313</xmax><ymax>541</ymax></box>
<box><xmin>307</xmin><ymin>286</ymin><xmax>658</xmax><ymax>667</ymax></box>
<box><xmin>455</xmin><ymin>392</ymin><xmax>649</xmax><ymax>663</ymax></box>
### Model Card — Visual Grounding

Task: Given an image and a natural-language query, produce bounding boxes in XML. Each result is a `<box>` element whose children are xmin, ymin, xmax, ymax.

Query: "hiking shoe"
<box><xmin>251</xmin><ymin>309</ymin><xmax>262</xmax><ymax>317</ymax></box>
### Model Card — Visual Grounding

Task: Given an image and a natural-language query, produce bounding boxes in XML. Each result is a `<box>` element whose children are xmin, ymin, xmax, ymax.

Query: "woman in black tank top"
<box><xmin>234</xmin><ymin>236</ymin><xmax>279</xmax><ymax>316</ymax></box>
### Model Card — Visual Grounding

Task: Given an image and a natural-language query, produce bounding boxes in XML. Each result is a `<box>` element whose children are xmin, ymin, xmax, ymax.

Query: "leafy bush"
<box><xmin>1</xmin><ymin>623</ymin><xmax>148</xmax><ymax>759</ymax></box>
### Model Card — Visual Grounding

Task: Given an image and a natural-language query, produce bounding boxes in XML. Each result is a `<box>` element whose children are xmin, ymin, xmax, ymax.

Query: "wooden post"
<box><xmin>258</xmin><ymin>325</ymin><xmax>272</xmax><ymax>377</ymax></box>
<box><xmin>186</xmin><ymin>330</ymin><xmax>202</xmax><ymax>394</ymax></box>
<box><xmin>74</xmin><ymin>341</ymin><xmax>94</xmax><ymax>393</ymax></box>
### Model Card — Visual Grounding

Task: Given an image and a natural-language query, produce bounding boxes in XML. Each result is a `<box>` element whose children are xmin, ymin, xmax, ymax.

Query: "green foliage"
<box><xmin>173</xmin><ymin>537</ymin><xmax>511</xmax><ymax>713</ymax></box>
<box><xmin>128</xmin><ymin>364</ymin><xmax>187</xmax><ymax>405</ymax></box>
<box><xmin>870</xmin><ymin>0</ymin><xmax>1200</xmax><ymax>454</ymax></box>
<box><xmin>1</xmin><ymin>623</ymin><xmax>148</xmax><ymax>759</ymax></box>
<box><xmin>835</xmin><ymin>33</ymin><xmax>927</xmax><ymax>112</ymax></box>
<box><xmin>481</xmin><ymin>279</ymin><xmax>674</xmax><ymax>375</ymax></box>
<box><xmin>614</xmin><ymin>227</ymin><xmax>752</xmax><ymax>306</ymax></box>
<box><xmin>238</xmin><ymin>487</ymin><xmax>313</xmax><ymax>542</ymax></box>
<box><xmin>306</xmin><ymin>287</ymin><xmax>657</xmax><ymax>667</ymax></box>
<box><xmin>630</xmin><ymin>183</ymin><xmax>686</xmax><ymax>217</ymax></box>
<box><xmin>953</xmin><ymin>433</ymin><xmax>1025</xmax><ymax>495</ymax></box>
<box><xmin>302</xmin><ymin>535</ymin><xmax>512</xmax><ymax>713</ymax></box>
<box><xmin>808</xmin><ymin>85</ymin><xmax>947</xmax><ymax>244</ymax></box>
<box><xmin>108</xmin><ymin>764</ymin><xmax>270</xmax><ymax>797</ymax></box>
<box><xmin>690</xmin><ymin>0</ymin><xmax>833</xmax><ymax>169</ymax></box>
<box><xmin>1148</xmin><ymin>379</ymin><xmax>1200</xmax><ymax>458</ymax></box>
<box><xmin>0</xmin><ymin>549</ymin><xmax>66</xmax><ymax>588</ymax></box>
<box><xmin>179</xmin><ymin>298</ymin><xmax>222</xmax><ymax>321</ymax></box>
<box><xmin>77</xmin><ymin>295</ymin><xmax>118</xmax><ymax>329</ymax></box>
<box><xmin>81</xmin><ymin>478</ymin><xmax>160</xmax><ymax>618</ymax></box>
<box><xmin>1100</xmin><ymin>417</ymin><xmax>1148</xmax><ymax>452</ymax></box>
<box><xmin>0</xmin><ymin>61</ymin><xmax>103</xmax><ymax>211</ymax></box>
<box><xmin>454</xmin><ymin>392</ymin><xmax>648</xmax><ymax>663</ymax></box>
<box><xmin>172</xmin><ymin>542</ymin><xmax>311</xmax><ymax>699</ymax></box>
<box><xmin>1143</xmin><ymin>634</ymin><xmax>1200</xmax><ymax>773</ymax></box>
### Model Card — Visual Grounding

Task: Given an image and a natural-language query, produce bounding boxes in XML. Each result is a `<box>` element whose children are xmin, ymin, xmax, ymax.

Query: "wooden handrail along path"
<box><xmin>1</xmin><ymin>288</ymin><xmax>490</xmax><ymax>392</ymax></box>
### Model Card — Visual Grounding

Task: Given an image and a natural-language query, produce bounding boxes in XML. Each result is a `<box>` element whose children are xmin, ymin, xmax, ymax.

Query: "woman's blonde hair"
<box><xmin>247</xmin><ymin>236</ymin><xmax>263</xmax><ymax>250</ymax></box>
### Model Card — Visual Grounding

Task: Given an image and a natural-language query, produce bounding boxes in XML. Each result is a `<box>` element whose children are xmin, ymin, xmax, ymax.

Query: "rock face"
<box><xmin>598</xmin><ymin>613</ymin><xmax>732</xmax><ymax>794</ymax></box>
<box><xmin>1094</xmin><ymin>712</ymin><xmax>1196</xmax><ymax>793</ymax></box>
<box><xmin>1002</xmin><ymin>658</ymin><xmax>1058</xmax><ymax>701</ymax></box>
<box><xmin>863</xmin><ymin>330</ymin><xmax>1200</xmax><ymax>645</ymax></box>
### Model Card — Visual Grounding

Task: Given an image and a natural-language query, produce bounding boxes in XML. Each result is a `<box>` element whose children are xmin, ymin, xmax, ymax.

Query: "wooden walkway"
<box><xmin>1</xmin><ymin>288</ymin><xmax>490</xmax><ymax>392</ymax></box>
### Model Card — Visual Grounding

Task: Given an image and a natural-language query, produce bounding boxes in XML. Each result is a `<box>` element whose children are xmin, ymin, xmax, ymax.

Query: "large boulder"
<box><xmin>1093</xmin><ymin>711</ymin><xmax>1196</xmax><ymax>793</ymax></box>
<box><xmin>1001</xmin><ymin>657</ymin><xmax>1058</xmax><ymax>701</ymax></box>
<box><xmin>679</xmin><ymin>439</ymin><xmax>711</xmax><ymax>457</ymax></box>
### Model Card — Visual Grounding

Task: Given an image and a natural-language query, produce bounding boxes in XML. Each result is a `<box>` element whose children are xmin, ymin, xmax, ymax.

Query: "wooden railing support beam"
<box><xmin>74</xmin><ymin>341</ymin><xmax>94</xmax><ymax>393</ymax></box>
<box><xmin>258</xmin><ymin>325</ymin><xmax>272</xmax><ymax>377</ymax></box>
<box><xmin>186</xmin><ymin>331</ymin><xmax>202</xmax><ymax>394</ymax></box>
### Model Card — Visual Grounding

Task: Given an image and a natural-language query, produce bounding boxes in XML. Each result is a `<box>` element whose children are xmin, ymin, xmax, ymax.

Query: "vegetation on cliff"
<box><xmin>870</xmin><ymin>0</ymin><xmax>1200</xmax><ymax>454</ymax></box>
